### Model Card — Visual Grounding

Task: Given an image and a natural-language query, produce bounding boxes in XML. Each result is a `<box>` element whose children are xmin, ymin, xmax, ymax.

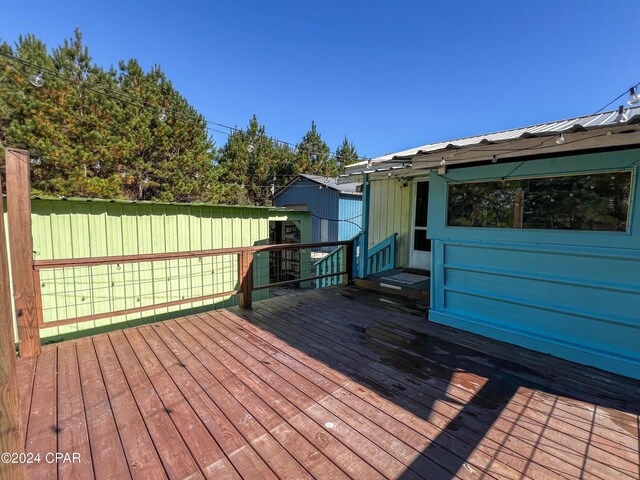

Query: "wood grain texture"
<box><xmin>238</xmin><ymin>252</ymin><xmax>253</xmax><ymax>309</ymax></box>
<box><xmin>0</xmin><ymin>154</ymin><xmax>24</xmax><ymax>480</ymax></box>
<box><xmin>33</xmin><ymin>241</ymin><xmax>350</xmax><ymax>270</ymax></box>
<box><xmin>15</xmin><ymin>286</ymin><xmax>640</xmax><ymax>480</ymax></box>
<box><xmin>56</xmin><ymin>341</ymin><xmax>94</xmax><ymax>480</ymax></box>
<box><xmin>6</xmin><ymin>149</ymin><xmax>39</xmax><ymax>357</ymax></box>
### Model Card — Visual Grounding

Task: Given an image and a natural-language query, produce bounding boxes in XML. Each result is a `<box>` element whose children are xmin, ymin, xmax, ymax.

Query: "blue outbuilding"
<box><xmin>274</xmin><ymin>174</ymin><xmax>362</xmax><ymax>245</ymax></box>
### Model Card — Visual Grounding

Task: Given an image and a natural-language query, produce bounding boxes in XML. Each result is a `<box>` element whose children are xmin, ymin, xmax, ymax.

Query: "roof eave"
<box><xmin>412</xmin><ymin>124</ymin><xmax>640</xmax><ymax>171</ymax></box>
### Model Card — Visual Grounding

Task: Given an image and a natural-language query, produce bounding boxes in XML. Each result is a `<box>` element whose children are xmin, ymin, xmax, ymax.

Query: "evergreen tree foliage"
<box><xmin>334</xmin><ymin>135</ymin><xmax>359</xmax><ymax>171</ymax></box>
<box><xmin>216</xmin><ymin>115</ymin><xmax>296</xmax><ymax>206</ymax></box>
<box><xmin>294</xmin><ymin>120</ymin><xmax>333</xmax><ymax>176</ymax></box>
<box><xmin>0</xmin><ymin>28</ymin><xmax>220</xmax><ymax>202</ymax></box>
<box><xmin>0</xmin><ymin>29</ymin><xmax>362</xmax><ymax>206</ymax></box>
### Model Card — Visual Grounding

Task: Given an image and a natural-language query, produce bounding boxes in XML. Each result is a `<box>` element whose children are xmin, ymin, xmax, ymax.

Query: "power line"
<box><xmin>0</xmin><ymin>51</ymin><xmax>370</xmax><ymax>163</ymax></box>
<box><xmin>592</xmin><ymin>81</ymin><xmax>640</xmax><ymax>115</ymax></box>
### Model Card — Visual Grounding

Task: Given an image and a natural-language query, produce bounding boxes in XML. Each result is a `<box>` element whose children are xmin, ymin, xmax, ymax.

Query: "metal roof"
<box><xmin>275</xmin><ymin>174</ymin><xmax>362</xmax><ymax>196</ymax></box>
<box><xmin>30</xmin><ymin>195</ymin><xmax>293</xmax><ymax>211</ymax></box>
<box><xmin>345</xmin><ymin>106</ymin><xmax>640</xmax><ymax>176</ymax></box>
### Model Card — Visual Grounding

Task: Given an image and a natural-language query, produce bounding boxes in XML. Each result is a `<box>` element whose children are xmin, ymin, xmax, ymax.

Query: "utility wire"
<box><xmin>592</xmin><ymin>81</ymin><xmax>640</xmax><ymax>115</ymax></box>
<box><xmin>0</xmin><ymin>51</ymin><xmax>370</xmax><ymax>163</ymax></box>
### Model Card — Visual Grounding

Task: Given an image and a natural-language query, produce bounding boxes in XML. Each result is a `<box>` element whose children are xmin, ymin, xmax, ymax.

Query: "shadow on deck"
<box><xmin>16</xmin><ymin>286</ymin><xmax>640</xmax><ymax>479</ymax></box>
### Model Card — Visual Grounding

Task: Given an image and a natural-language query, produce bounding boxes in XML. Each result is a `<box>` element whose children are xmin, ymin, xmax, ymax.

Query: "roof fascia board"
<box><xmin>412</xmin><ymin>127</ymin><xmax>640</xmax><ymax>170</ymax></box>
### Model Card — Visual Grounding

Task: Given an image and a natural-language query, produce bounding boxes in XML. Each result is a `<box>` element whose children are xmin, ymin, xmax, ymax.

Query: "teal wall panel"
<box><xmin>427</xmin><ymin>149</ymin><xmax>640</xmax><ymax>379</ymax></box>
<box><xmin>338</xmin><ymin>195</ymin><xmax>362</xmax><ymax>240</ymax></box>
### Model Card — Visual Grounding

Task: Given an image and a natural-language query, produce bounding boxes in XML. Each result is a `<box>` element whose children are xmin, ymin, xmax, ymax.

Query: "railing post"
<box><xmin>33</xmin><ymin>270</ymin><xmax>43</xmax><ymax>327</ymax></box>
<box><xmin>344</xmin><ymin>242</ymin><xmax>353</xmax><ymax>285</ymax></box>
<box><xmin>390</xmin><ymin>233</ymin><xmax>397</xmax><ymax>269</ymax></box>
<box><xmin>5</xmin><ymin>149</ymin><xmax>40</xmax><ymax>357</ymax></box>
<box><xmin>360</xmin><ymin>174</ymin><xmax>370</xmax><ymax>279</ymax></box>
<box><xmin>0</xmin><ymin>168</ymin><xmax>25</xmax><ymax>480</ymax></box>
<box><xmin>239</xmin><ymin>250</ymin><xmax>253</xmax><ymax>309</ymax></box>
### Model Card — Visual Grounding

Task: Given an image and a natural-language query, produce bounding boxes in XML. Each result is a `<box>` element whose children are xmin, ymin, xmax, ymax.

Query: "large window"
<box><xmin>447</xmin><ymin>171</ymin><xmax>632</xmax><ymax>231</ymax></box>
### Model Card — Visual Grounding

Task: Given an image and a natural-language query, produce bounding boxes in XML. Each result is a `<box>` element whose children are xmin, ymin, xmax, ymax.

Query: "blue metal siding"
<box><xmin>338</xmin><ymin>194</ymin><xmax>362</xmax><ymax>240</ymax></box>
<box><xmin>427</xmin><ymin>149</ymin><xmax>640</xmax><ymax>379</ymax></box>
<box><xmin>274</xmin><ymin>178</ymin><xmax>339</xmax><ymax>243</ymax></box>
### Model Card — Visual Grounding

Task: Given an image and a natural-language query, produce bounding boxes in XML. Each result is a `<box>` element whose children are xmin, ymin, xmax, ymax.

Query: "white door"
<box><xmin>410</xmin><ymin>179</ymin><xmax>431</xmax><ymax>271</ymax></box>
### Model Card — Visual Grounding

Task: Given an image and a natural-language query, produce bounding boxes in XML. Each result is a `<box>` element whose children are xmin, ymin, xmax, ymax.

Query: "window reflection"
<box><xmin>447</xmin><ymin>171</ymin><xmax>632</xmax><ymax>231</ymax></box>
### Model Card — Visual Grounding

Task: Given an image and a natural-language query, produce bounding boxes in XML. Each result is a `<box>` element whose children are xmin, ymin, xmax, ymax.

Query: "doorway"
<box><xmin>410</xmin><ymin>179</ymin><xmax>431</xmax><ymax>271</ymax></box>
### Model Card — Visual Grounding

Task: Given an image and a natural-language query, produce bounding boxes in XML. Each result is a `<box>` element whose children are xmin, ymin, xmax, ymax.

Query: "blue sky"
<box><xmin>3</xmin><ymin>1</ymin><xmax>639</xmax><ymax>158</ymax></box>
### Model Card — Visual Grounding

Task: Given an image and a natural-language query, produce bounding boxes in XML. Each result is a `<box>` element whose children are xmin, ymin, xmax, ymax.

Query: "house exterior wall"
<box><xmin>427</xmin><ymin>149</ymin><xmax>640</xmax><ymax>379</ymax></box>
<box><xmin>274</xmin><ymin>177</ymin><xmax>339</xmax><ymax>244</ymax></box>
<box><xmin>367</xmin><ymin>176</ymin><xmax>413</xmax><ymax>268</ymax></box>
<box><xmin>26</xmin><ymin>199</ymin><xmax>310</xmax><ymax>341</ymax></box>
<box><xmin>338</xmin><ymin>194</ymin><xmax>362</xmax><ymax>240</ymax></box>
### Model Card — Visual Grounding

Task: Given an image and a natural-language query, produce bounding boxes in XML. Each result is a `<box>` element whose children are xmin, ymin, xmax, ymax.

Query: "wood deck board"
<box><xmin>91</xmin><ymin>335</ymin><xmax>168</xmax><ymax>480</ymax></box>
<box><xmin>215</xmin><ymin>309</ymin><xmax>541</xmax><ymax>480</ymax></box>
<box><xmin>75</xmin><ymin>337</ymin><xmax>131</xmax><ymax>480</ymax></box>
<box><xmin>138</xmin><ymin>323</ymin><xmax>283</xmax><ymax>480</ymax></box>
<box><xmin>157</xmin><ymin>320</ymin><xmax>349</xmax><ymax>480</ymax></box>
<box><xmin>190</xmin><ymin>312</ymin><xmax>427</xmax><ymax>480</ymax></box>
<box><xmin>106</xmin><ymin>330</ymin><xmax>203</xmax><ymax>480</ymax></box>
<box><xmin>252</xmin><ymin>290</ymin><xmax>635</xmax><ymax>478</ymax></box>
<box><xmin>253</xmin><ymin>292</ymin><xmax>640</xmax><ymax>469</ymax></box>
<box><xmin>24</xmin><ymin>347</ymin><xmax>57</xmax><ymax>480</ymax></box>
<box><xmin>162</xmin><ymin>318</ymin><xmax>373</xmax><ymax>480</ymax></box>
<box><xmin>16</xmin><ymin>354</ymin><xmax>36</xmax><ymax>448</ymax></box>
<box><xmin>233</xmin><ymin>299</ymin><xmax>571</xmax><ymax>480</ymax></box>
<box><xmin>122</xmin><ymin>328</ymin><xmax>242</xmax><ymax>480</ymax></box>
<box><xmin>173</xmin><ymin>317</ymin><xmax>386</xmax><ymax>480</ymax></box>
<box><xmin>204</xmin><ymin>311</ymin><xmax>470</xmax><ymax>480</ymax></box>
<box><xmin>266</xmin><ymin>289</ymin><xmax>640</xmax><ymax>442</ymax></box>
<box><xmin>16</xmin><ymin>286</ymin><xmax>640</xmax><ymax>480</ymax></box>
<box><xmin>56</xmin><ymin>341</ymin><xmax>94</xmax><ymax>480</ymax></box>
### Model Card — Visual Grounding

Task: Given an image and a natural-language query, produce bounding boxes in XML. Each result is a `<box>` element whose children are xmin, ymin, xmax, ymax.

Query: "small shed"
<box><xmin>24</xmin><ymin>197</ymin><xmax>311</xmax><ymax>341</ymax></box>
<box><xmin>274</xmin><ymin>174</ymin><xmax>362</xmax><ymax>245</ymax></box>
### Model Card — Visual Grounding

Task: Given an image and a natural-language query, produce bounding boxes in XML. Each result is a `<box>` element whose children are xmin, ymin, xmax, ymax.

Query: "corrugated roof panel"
<box><xmin>365</xmin><ymin>106</ymin><xmax>640</xmax><ymax>164</ymax></box>
<box><xmin>30</xmin><ymin>195</ymin><xmax>290</xmax><ymax>211</ymax></box>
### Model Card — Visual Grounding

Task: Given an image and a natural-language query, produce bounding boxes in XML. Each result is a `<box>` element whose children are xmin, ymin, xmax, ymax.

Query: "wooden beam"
<box><xmin>360</xmin><ymin>174</ymin><xmax>370</xmax><ymax>278</ymax></box>
<box><xmin>252</xmin><ymin>270</ymin><xmax>348</xmax><ymax>291</ymax></box>
<box><xmin>40</xmin><ymin>289</ymin><xmax>238</xmax><ymax>329</ymax></box>
<box><xmin>239</xmin><ymin>252</ymin><xmax>253</xmax><ymax>309</ymax></box>
<box><xmin>342</xmin><ymin>244</ymin><xmax>351</xmax><ymax>285</ymax></box>
<box><xmin>5</xmin><ymin>149</ymin><xmax>40</xmax><ymax>357</ymax></box>
<box><xmin>33</xmin><ymin>240</ymin><xmax>352</xmax><ymax>270</ymax></box>
<box><xmin>0</xmin><ymin>171</ymin><xmax>26</xmax><ymax>480</ymax></box>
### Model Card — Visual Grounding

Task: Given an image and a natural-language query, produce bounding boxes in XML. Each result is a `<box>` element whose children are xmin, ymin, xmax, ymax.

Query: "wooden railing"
<box><xmin>367</xmin><ymin>233</ymin><xmax>397</xmax><ymax>275</ymax></box>
<box><xmin>314</xmin><ymin>245</ymin><xmax>347</xmax><ymax>288</ymax></box>
<box><xmin>25</xmin><ymin>240</ymin><xmax>354</xmax><ymax>355</ymax></box>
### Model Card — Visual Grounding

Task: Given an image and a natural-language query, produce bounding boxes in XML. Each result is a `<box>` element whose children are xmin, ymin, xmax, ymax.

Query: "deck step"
<box><xmin>354</xmin><ymin>277</ymin><xmax>430</xmax><ymax>303</ymax></box>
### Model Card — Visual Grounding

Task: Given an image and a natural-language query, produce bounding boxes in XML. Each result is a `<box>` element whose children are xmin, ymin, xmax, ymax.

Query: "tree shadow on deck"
<box><xmin>232</xmin><ymin>287</ymin><xmax>640</xmax><ymax>480</ymax></box>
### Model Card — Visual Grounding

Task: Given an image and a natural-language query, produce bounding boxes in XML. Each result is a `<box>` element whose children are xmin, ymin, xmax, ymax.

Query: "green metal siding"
<box><xmin>27</xmin><ymin>199</ymin><xmax>310</xmax><ymax>341</ymax></box>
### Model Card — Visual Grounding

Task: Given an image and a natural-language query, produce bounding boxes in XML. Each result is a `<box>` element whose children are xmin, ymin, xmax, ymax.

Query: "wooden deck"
<box><xmin>16</xmin><ymin>286</ymin><xmax>640</xmax><ymax>480</ymax></box>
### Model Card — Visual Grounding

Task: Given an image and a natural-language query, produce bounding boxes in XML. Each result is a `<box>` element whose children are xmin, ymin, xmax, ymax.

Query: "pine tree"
<box><xmin>334</xmin><ymin>135</ymin><xmax>359</xmax><ymax>172</ymax></box>
<box><xmin>0</xmin><ymin>29</ymin><xmax>221</xmax><ymax>203</ymax></box>
<box><xmin>216</xmin><ymin>115</ymin><xmax>297</xmax><ymax>206</ymax></box>
<box><xmin>1</xmin><ymin>29</ymin><xmax>362</xmax><ymax>206</ymax></box>
<box><xmin>295</xmin><ymin>120</ymin><xmax>332</xmax><ymax>176</ymax></box>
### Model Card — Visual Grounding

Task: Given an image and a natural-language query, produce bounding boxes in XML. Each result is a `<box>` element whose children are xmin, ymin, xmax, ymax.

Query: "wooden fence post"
<box><xmin>343</xmin><ymin>243</ymin><xmax>352</xmax><ymax>285</ymax></box>
<box><xmin>5</xmin><ymin>149</ymin><xmax>40</xmax><ymax>357</ymax></box>
<box><xmin>0</xmin><ymin>171</ymin><xmax>26</xmax><ymax>480</ymax></box>
<box><xmin>239</xmin><ymin>250</ymin><xmax>253</xmax><ymax>309</ymax></box>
